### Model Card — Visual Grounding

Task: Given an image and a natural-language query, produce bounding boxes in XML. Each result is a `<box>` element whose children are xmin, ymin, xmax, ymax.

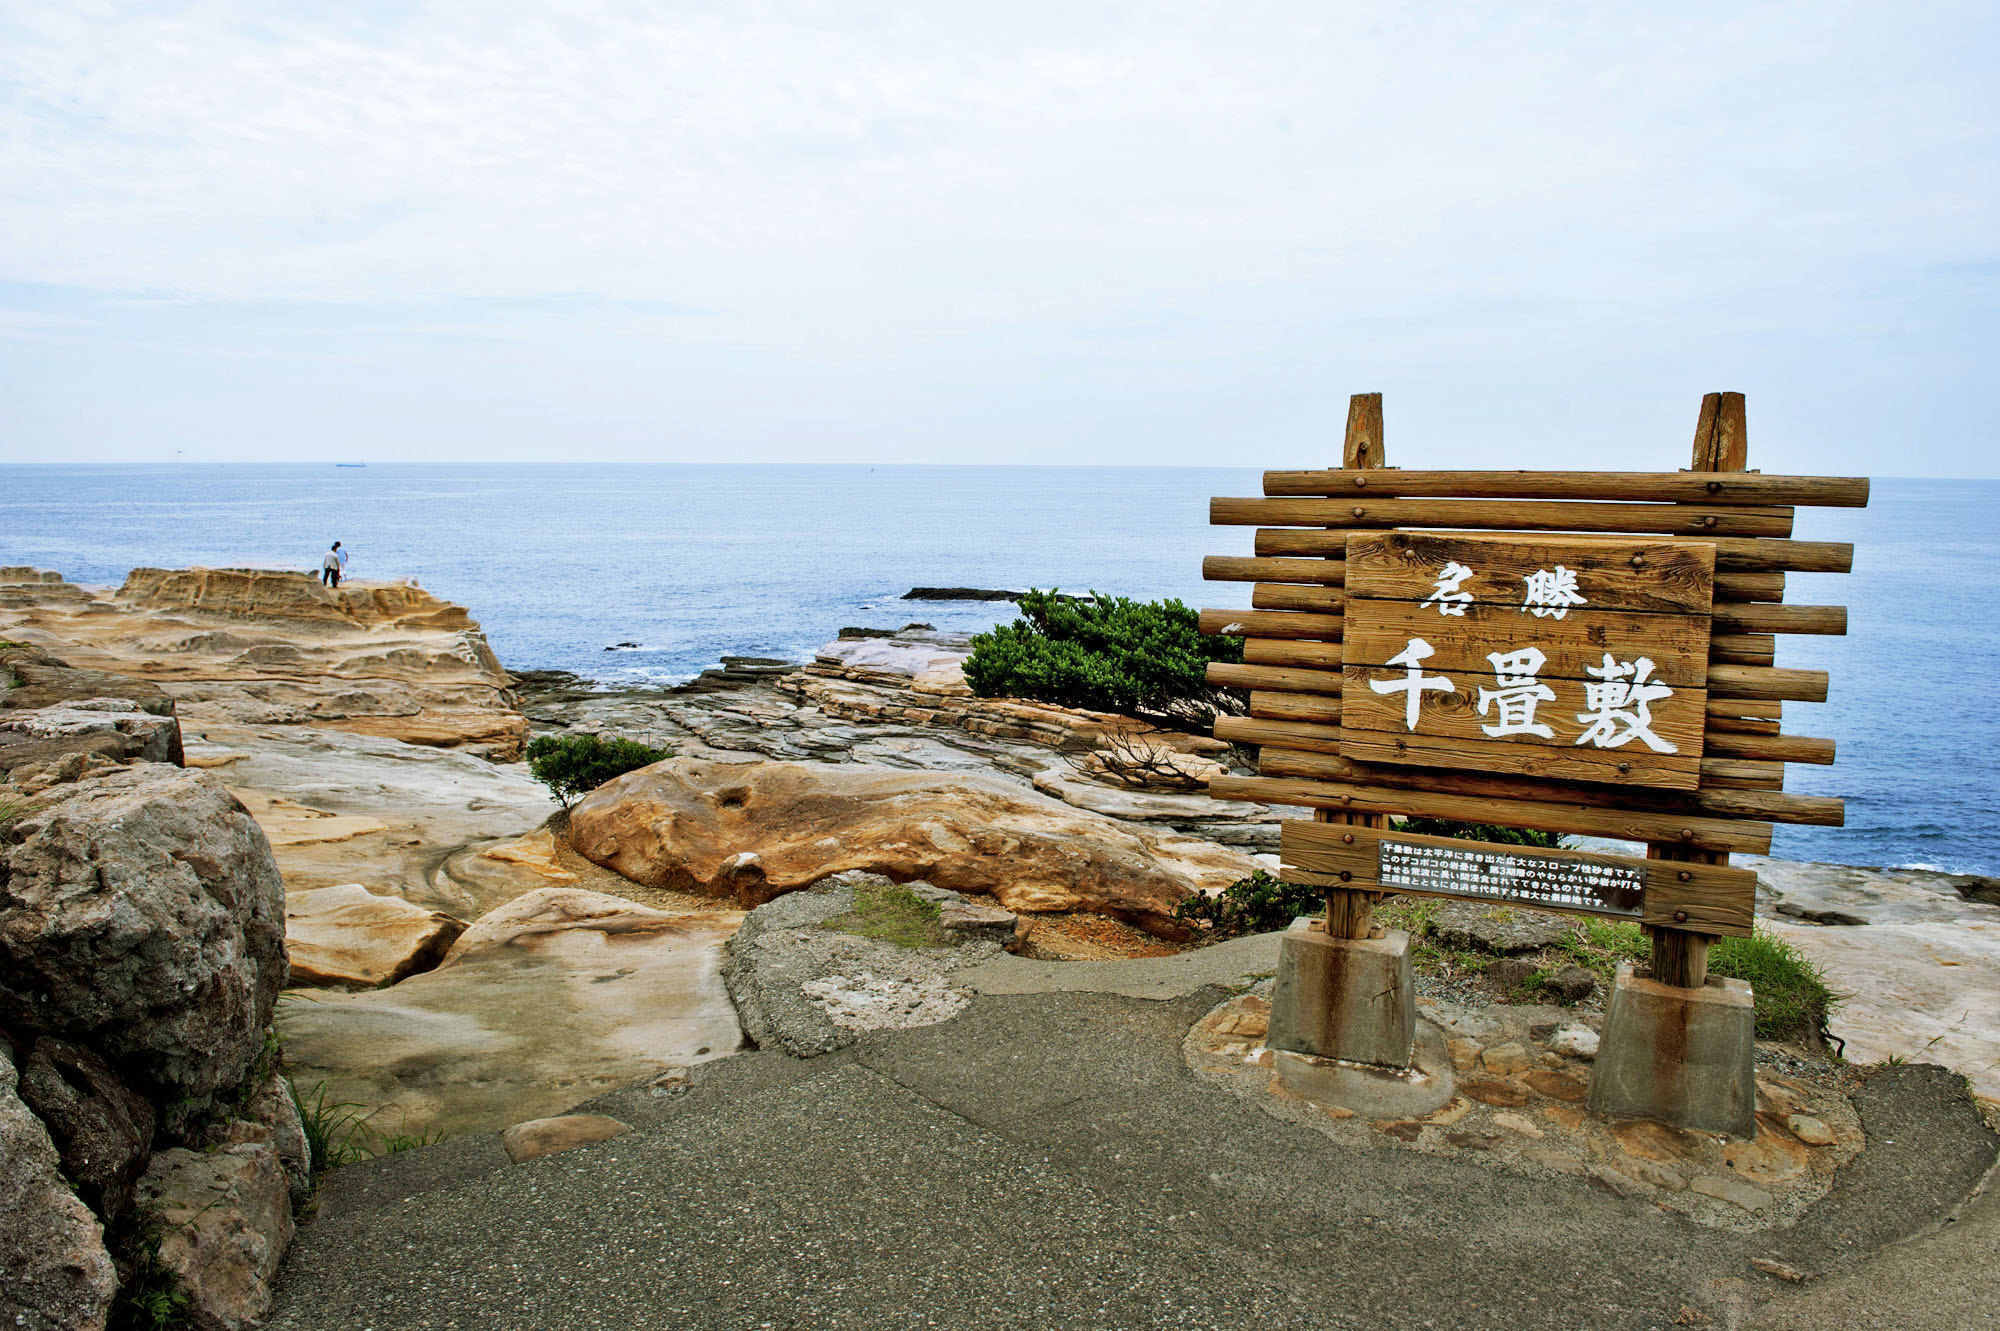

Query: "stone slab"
<box><xmin>1588</xmin><ymin>964</ymin><xmax>1757</xmax><ymax>1138</ymax></box>
<box><xmin>1266</xmin><ymin>918</ymin><xmax>1415</xmax><ymax>1068</ymax></box>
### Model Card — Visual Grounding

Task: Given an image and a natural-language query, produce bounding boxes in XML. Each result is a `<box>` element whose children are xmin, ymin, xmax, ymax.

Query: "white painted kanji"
<box><xmin>1369</xmin><ymin>637</ymin><xmax>1454</xmax><ymax>730</ymax></box>
<box><xmin>1574</xmin><ymin>652</ymin><xmax>1677</xmax><ymax>753</ymax></box>
<box><xmin>1421</xmin><ymin>561</ymin><xmax>1476</xmax><ymax>616</ymax></box>
<box><xmin>1521</xmin><ymin>565</ymin><xmax>1587</xmax><ymax>619</ymax></box>
<box><xmin>1476</xmin><ymin>646</ymin><xmax>1556</xmax><ymax>739</ymax></box>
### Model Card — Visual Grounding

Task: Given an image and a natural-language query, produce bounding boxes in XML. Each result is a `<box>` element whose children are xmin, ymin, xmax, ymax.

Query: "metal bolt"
<box><xmin>1706</xmin><ymin>480</ymin><xmax>1722</xmax><ymax>493</ymax></box>
<box><xmin>1630</xmin><ymin>554</ymin><xmax>1646</xmax><ymax>568</ymax></box>
<box><xmin>1354</xmin><ymin>476</ymin><xmax>1367</xmax><ymax>488</ymax></box>
<box><xmin>1352</xmin><ymin>506</ymin><xmax>1366</xmax><ymax>518</ymax></box>
<box><xmin>1341</xmin><ymin>794</ymin><xmax>1353</xmax><ymax>805</ymax></box>
<box><xmin>1678</xmin><ymin>870</ymin><xmax>1693</xmax><ymax>882</ymax></box>
<box><xmin>1674</xmin><ymin>910</ymin><xmax>1689</xmax><ymax>923</ymax></box>
<box><xmin>1338</xmin><ymin>870</ymin><xmax>1352</xmax><ymax>883</ymax></box>
<box><xmin>1341</xmin><ymin>833</ymin><xmax>1354</xmax><ymax>844</ymax></box>
<box><xmin>1617</xmin><ymin>762</ymin><xmax>1631</xmax><ymax>774</ymax></box>
<box><xmin>1702</xmin><ymin>515</ymin><xmax>1718</xmax><ymax>528</ymax></box>
<box><xmin>1680</xmin><ymin>828</ymin><xmax>1695</xmax><ymax>841</ymax></box>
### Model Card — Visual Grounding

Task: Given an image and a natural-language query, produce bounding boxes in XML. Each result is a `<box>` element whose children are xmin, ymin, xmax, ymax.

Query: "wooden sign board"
<box><xmin>1340</xmin><ymin>532</ymin><xmax>1713</xmax><ymax>791</ymax></box>
<box><xmin>1281</xmin><ymin>821</ymin><xmax>1757</xmax><ymax>936</ymax></box>
<box><xmin>1199</xmin><ymin>397</ymin><xmax>1866</xmax><ymax>986</ymax></box>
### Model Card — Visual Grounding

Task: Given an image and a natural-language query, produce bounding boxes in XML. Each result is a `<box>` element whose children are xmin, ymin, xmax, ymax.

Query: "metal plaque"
<box><xmin>1376</xmin><ymin>838</ymin><xmax>1644</xmax><ymax>915</ymax></box>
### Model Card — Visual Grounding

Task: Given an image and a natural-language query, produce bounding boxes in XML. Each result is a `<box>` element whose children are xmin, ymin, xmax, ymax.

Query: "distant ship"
<box><xmin>334</xmin><ymin>462</ymin><xmax>367</xmax><ymax>468</ymax></box>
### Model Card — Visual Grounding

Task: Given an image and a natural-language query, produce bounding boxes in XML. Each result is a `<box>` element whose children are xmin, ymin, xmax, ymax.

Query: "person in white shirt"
<box><xmin>321</xmin><ymin>542</ymin><xmax>345</xmax><ymax>588</ymax></box>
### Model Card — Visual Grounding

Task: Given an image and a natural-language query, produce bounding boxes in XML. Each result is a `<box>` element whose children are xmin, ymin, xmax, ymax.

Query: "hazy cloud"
<box><xmin>1</xmin><ymin>1</ymin><xmax>1994</xmax><ymax>467</ymax></box>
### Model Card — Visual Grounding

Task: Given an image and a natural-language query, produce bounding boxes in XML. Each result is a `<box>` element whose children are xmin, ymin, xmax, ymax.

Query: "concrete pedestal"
<box><xmin>1587</xmin><ymin>963</ymin><xmax>1757</xmax><ymax>1138</ymax></box>
<box><xmin>1266</xmin><ymin>918</ymin><xmax>1415</xmax><ymax>1069</ymax></box>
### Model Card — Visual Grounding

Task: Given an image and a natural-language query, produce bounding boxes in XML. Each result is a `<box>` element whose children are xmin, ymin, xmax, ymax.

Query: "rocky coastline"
<box><xmin>4</xmin><ymin>563</ymin><xmax>1998</xmax><ymax>1329</ymax></box>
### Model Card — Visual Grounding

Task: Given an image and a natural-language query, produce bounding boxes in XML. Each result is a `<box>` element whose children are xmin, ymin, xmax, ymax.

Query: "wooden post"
<box><xmin>1318</xmin><ymin>392</ymin><xmax>1387</xmax><ymax>939</ymax></box>
<box><xmin>1646</xmin><ymin>391</ymin><xmax>1742</xmax><ymax>987</ymax></box>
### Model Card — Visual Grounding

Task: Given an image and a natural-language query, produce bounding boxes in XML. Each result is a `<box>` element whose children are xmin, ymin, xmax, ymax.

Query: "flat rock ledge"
<box><xmin>721</xmin><ymin>871</ymin><xmax>1014</xmax><ymax>1058</ymax></box>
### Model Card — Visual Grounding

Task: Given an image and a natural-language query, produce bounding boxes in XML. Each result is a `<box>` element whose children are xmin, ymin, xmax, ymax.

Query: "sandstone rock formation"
<box><xmin>0</xmin><ymin>568</ymin><xmax>522</xmax><ymax>759</ymax></box>
<box><xmin>568</xmin><ymin>758</ymin><xmax>1262</xmax><ymax>935</ymax></box>
<box><xmin>16</xmin><ymin>1037</ymin><xmax>157</xmax><ymax>1224</ymax></box>
<box><xmin>279</xmin><ymin>889</ymin><xmax>744</xmax><ymax>1139</ymax></box>
<box><xmin>0</xmin><ymin>765</ymin><xmax>286</xmax><ymax>1110</ymax></box>
<box><xmin>0</xmin><ymin>1042</ymin><xmax>117</xmax><ymax>1331</ymax></box>
<box><xmin>284</xmin><ymin>883</ymin><xmax>467</xmax><ymax>988</ymax></box>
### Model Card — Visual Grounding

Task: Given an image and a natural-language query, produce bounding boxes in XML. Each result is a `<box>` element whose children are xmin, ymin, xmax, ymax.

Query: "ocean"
<box><xmin>1</xmin><ymin>464</ymin><xmax>1993</xmax><ymax>875</ymax></box>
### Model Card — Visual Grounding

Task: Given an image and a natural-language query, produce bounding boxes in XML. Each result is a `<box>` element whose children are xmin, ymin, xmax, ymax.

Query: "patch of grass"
<box><xmin>293</xmin><ymin>1081</ymin><xmax>371</xmax><ymax>1170</ymax></box>
<box><xmin>1710</xmin><ymin>930</ymin><xmax>1839</xmax><ymax>1047</ymax></box>
<box><xmin>110</xmin><ymin>1231</ymin><xmax>191</xmax><ymax>1331</ymax></box>
<box><xmin>825</xmin><ymin>880</ymin><xmax>948</xmax><ymax>949</ymax></box>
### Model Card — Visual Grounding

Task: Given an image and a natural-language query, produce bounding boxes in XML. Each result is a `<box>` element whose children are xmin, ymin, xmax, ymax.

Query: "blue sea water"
<box><xmin>0</xmin><ymin>464</ymin><xmax>1993</xmax><ymax>875</ymax></box>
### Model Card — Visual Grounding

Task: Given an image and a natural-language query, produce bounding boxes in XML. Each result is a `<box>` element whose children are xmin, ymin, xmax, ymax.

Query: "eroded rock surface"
<box><xmin>284</xmin><ymin>883</ymin><xmax>467</xmax><ymax>988</ymax></box>
<box><xmin>279</xmin><ymin>889</ymin><xmax>744</xmax><ymax>1139</ymax></box>
<box><xmin>569</xmin><ymin>757</ymin><xmax>1261</xmax><ymax>934</ymax></box>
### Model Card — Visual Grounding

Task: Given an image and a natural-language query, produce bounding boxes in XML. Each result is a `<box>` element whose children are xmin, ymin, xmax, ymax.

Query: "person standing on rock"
<box><xmin>321</xmin><ymin>541</ymin><xmax>345</xmax><ymax>588</ymax></box>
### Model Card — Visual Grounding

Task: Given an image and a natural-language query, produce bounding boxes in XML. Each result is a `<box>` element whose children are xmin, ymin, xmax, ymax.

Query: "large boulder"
<box><xmin>284</xmin><ymin>883</ymin><xmax>467</xmax><ymax>988</ymax></box>
<box><xmin>0</xmin><ymin>1042</ymin><xmax>118</xmax><ymax>1331</ymax></box>
<box><xmin>134</xmin><ymin>1142</ymin><xmax>294</xmax><ymax>1331</ymax></box>
<box><xmin>566</xmin><ymin>758</ymin><xmax>1261</xmax><ymax>935</ymax></box>
<box><xmin>0</xmin><ymin>766</ymin><xmax>287</xmax><ymax>1110</ymax></box>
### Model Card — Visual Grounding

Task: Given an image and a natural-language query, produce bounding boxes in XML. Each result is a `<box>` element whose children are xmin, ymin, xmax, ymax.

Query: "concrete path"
<box><xmin>268</xmin><ymin>977</ymin><xmax>1996</xmax><ymax>1331</ymax></box>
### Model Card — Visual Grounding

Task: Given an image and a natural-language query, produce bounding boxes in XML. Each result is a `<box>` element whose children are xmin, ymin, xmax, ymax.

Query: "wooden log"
<box><xmin>1249</xmin><ymin>691</ymin><xmax>1343</xmax><ymax>724</ymax></box>
<box><xmin>1708</xmin><ymin>697</ymin><xmax>1782</xmax><ymax>721</ymax></box>
<box><xmin>1209</xmin><ymin>774</ymin><xmax>1774</xmax><ymax>854</ymax></box>
<box><xmin>1243</xmin><ymin>639</ymin><xmax>1345</xmax><ymax>669</ymax></box>
<box><xmin>1704</xmin><ymin>731</ymin><xmax>1835</xmax><ymax>765</ymax></box>
<box><xmin>1254</xmin><ymin>527</ymin><xmax>1854</xmax><ymax>574</ymax></box>
<box><xmin>1252</xmin><ymin>744</ymin><xmax>1841</xmax><ymax>825</ymax></box>
<box><xmin>1692</xmin><ymin>391</ymin><xmax>1750</xmax><ymax>472</ymax></box>
<box><xmin>1280</xmin><ymin>823</ymin><xmax>1756</xmax><ymax>937</ymax></box>
<box><xmin>1216</xmin><ymin>714</ymin><xmax>1343</xmax><ymax>754</ymax></box>
<box><xmin>1700</xmin><ymin>757</ymin><xmax>1787</xmax><ymax>788</ymax></box>
<box><xmin>1261</xmin><ymin>468</ymin><xmax>1868</xmax><ymax>507</ymax></box>
<box><xmin>1713</xmin><ymin>603</ymin><xmax>1848</xmax><ymax>636</ymax></box>
<box><xmin>1323</xmin><ymin>391</ymin><xmax>1389</xmax><ymax>938</ymax></box>
<box><xmin>1705</xmin><ymin>713</ymin><xmax>1782</xmax><ymax>736</ymax></box>
<box><xmin>1208</xmin><ymin>661</ymin><xmax>1342</xmax><ymax>694</ymax></box>
<box><xmin>1198</xmin><ymin>608</ymin><xmax>1342</xmax><ymax>641</ymax></box>
<box><xmin>1251</xmin><ymin>583</ymin><xmax>1344</xmax><ymax>613</ymax></box>
<box><xmin>1714</xmin><ymin>572</ymin><xmax>1784</xmax><ymax>601</ymax></box>
<box><xmin>1202</xmin><ymin>555</ymin><xmax>1345</xmax><ymax>586</ymax></box>
<box><xmin>1711</xmin><ymin>634</ymin><xmax>1777</xmax><ymax>667</ymax></box>
<box><xmin>1213</xmin><ymin>496</ymin><xmax>1795</xmax><ymax>539</ymax></box>
<box><xmin>1708</xmin><ymin>664</ymin><xmax>1829</xmax><ymax>703</ymax></box>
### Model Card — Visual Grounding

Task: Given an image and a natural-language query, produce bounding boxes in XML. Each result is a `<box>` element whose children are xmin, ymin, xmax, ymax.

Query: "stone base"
<box><xmin>1266</xmin><ymin>918</ymin><xmax>1415</xmax><ymax>1068</ymax></box>
<box><xmin>1588</xmin><ymin>964</ymin><xmax>1757</xmax><ymax>1138</ymax></box>
<box><xmin>1272</xmin><ymin>1022</ymin><xmax>1456</xmax><ymax>1119</ymax></box>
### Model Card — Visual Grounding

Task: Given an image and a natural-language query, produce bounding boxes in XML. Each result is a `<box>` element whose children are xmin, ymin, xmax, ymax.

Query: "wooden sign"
<box><xmin>1340</xmin><ymin>532</ymin><xmax>1714</xmax><ymax>791</ymax></box>
<box><xmin>1197</xmin><ymin>391</ymin><xmax>1868</xmax><ymax>984</ymax></box>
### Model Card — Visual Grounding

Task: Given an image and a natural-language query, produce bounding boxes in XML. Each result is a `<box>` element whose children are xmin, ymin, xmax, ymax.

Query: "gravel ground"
<box><xmin>265</xmin><ymin>985</ymin><xmax>1997</xmax><ymax>1331</ymax></box>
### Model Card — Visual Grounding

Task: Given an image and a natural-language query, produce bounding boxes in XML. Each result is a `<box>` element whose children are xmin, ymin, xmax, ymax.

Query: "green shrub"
<box><xmin>1173</xmin><ymin>870</ymin><xmax>1322</xmax><ymax>940</ymax></box>
<box><xmin>1710</xmin><ymin>931</ymin><xmax>1840</xmax><ymax>1046</ymax></box>
<box><xmin>963</xmin><ymin>590</ymin><xmax>1244</xmax><ymax>728</ymax></box>
<box><xmin>1394</xmin><ymin>816</ymin><xmax>1565</xmax><ymax>849</ymax></box>
<box><xmin>525</xmin><ymin>733</ymin><xmax>670</xmax><ymax>808</ymax></box>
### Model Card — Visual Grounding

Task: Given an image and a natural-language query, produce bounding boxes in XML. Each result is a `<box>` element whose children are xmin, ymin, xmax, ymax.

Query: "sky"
<box><xmin>0</xmin><ymin>1</ymin><xmax>1994</xmax><ymax>472</ymax></box>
